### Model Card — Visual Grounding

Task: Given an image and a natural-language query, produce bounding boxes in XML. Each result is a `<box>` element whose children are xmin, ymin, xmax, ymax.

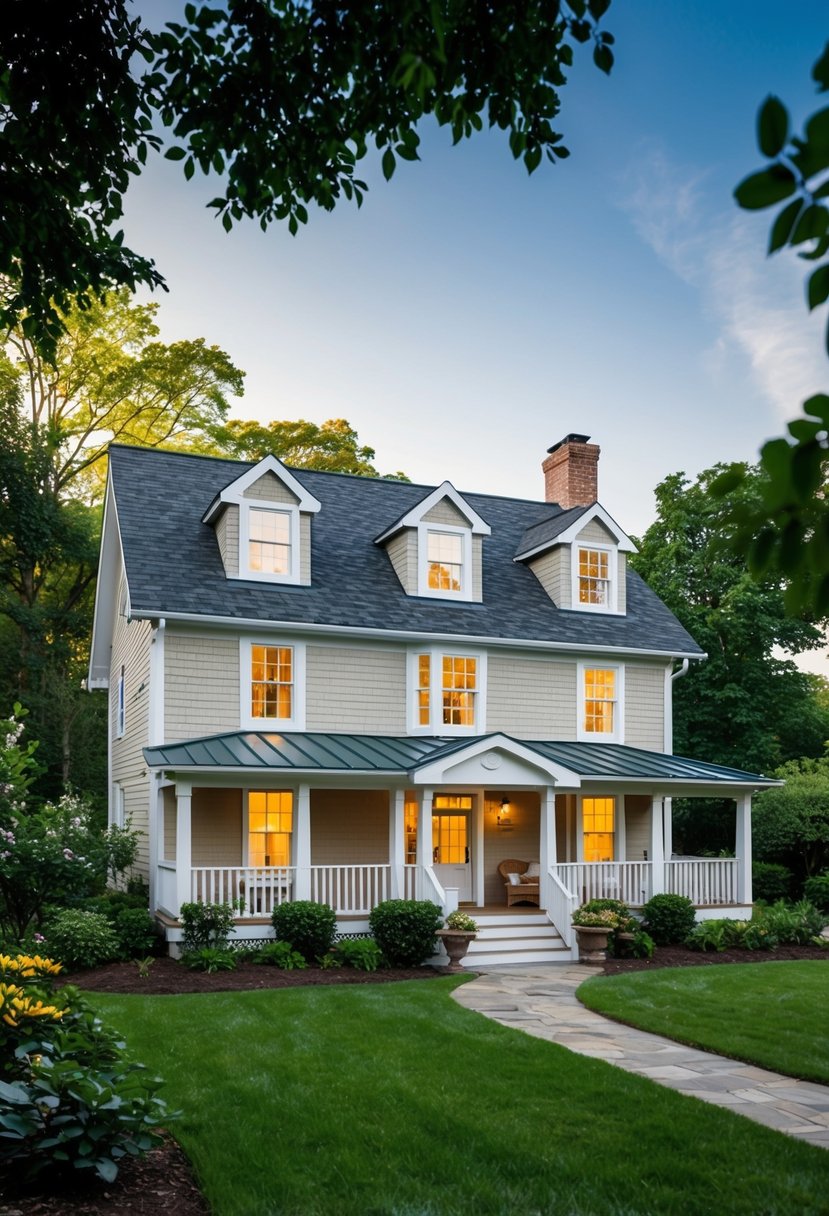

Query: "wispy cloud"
<box><xmin>620</xmin><ymin>143</ymin><xmax>827</xmax><ymax>421</ymax></box>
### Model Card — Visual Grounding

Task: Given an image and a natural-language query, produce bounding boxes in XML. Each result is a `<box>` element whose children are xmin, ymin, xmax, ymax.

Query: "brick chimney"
<box><xmin>542</xmin><ymin>434</ymin><xmax>600</xmax><ymax>507</ymax></box>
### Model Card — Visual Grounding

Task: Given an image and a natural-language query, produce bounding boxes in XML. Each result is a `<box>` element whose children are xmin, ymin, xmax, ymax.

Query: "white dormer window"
<box><xmin>426</xmin><ymin>529</ymin><xmax>464</xmax><ymax>593</ymax></box>
<box><xmin>249</xmin><ymin>508</ymin><xmax>292</xmax><ymax>576</ymax></box>
<box><xmin>572</xmin><ymin>544</ymin><xmax>617</xmax><ymax>613</ymax></box>
<box><xmin>240</xmin><ymin>502</ymin><xmax>300</xmax><ymax>583</ymax></box>
<box><xmin>418</xmin><ymin>525</ymin><xmax>472</xmax><ymax>599</ymax></box>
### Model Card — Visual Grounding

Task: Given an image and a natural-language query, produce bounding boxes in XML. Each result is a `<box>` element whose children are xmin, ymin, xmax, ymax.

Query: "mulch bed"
<box><xmin>9</xmin><ymin>945</ymin><xmax>827</xmax><ymax>1214</ymax></box>
<box><xmin>602</xmin><ymin>941</ymin><xmax>829</xmax><ymax>974</ymax></box>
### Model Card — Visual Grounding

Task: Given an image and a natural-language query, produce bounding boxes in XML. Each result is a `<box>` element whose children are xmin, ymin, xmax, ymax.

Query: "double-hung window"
<box><xmin>248</xmin><ymin>508</ymin><xmax>291</xmax><ymax>576</ymax></box>
<box><xmin>582</xmin><ymin>796</ymin><xmax>615</xmax><ymax>862</ymax></box>
<box><xmin>411</xmin><ymin>651</ymin><xmax>485</xmax><ymax>733</ymax></box>
<box><xmin>248</xmin><ymin>791</ymin><xmax>293</xmax><ymax>868</ymax></box>
<box><xmin>116</xmin><ymin>665</ymin><xmax>126</xmax><ymax>738</ymax></box>
<box><xmin>427</xmin><ymin>530</ymin><xmax>463</xmax><ymax>592</ymax></box>
<box><xmin>243</xmin><ymin>640</ymin><xmax>305</xmax><ymax>729</ymax></box>
<box><xmin>578</xmin><ymin>664</ymin><xmax>622</xmax><ymax>742</ymax></box>
<box><xmin>573</xmin><ymin>544</ymin><xmax>616</xmax><ymax>612</ymax></box>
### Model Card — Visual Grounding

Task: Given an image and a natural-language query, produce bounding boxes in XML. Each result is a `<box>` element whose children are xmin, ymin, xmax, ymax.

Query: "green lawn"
<box><xmin>579</xmin><ymin>961</ymin><xmax>829</xmax><ymax>1083</ymax></box>
<box><xmin>90</xmin><ymin>977</ymin><xmax>829</xmax><ymax>1216</ymax></box>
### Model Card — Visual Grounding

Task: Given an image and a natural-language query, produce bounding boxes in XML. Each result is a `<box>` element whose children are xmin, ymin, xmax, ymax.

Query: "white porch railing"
<box><xmin>190</xmin><ymin>867</ymin><xmax>294</xmax><ymax>916</ymax></box>
<box><xmin>402</xmin><ymin>864</ymin><xmax>419</xmax><ymax>899</ymax></box>
<box><xmin>554</xmin><ymin>862</ymin><xmax>653</xmax><ymax>907</ymax></box>
<box><xmin>310</xmin><ymin>864</ymin><xmax>391</xmax><ymax>915</ymax></box>
<box><xmin>544</xmin><ymin>868</ymin><xmax>578</xmax><ymax>948</ymax></box>
<box><xmin>156</xmin><ymin>861</ymin><xmax>178</xmax><ymax>916</ymax></box>
<box><xmin>419</xmin><ymin>865</ymin><xmax>455</xmax><ymax>914</ymax></box>
<box><xmin>665</xmin><ymin>858</ymin><xmax>739</xmax><ymax>906</ymax></box>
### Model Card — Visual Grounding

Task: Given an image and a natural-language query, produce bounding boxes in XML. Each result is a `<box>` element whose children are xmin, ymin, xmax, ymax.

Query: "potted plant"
<box><xmin>436</xmin><ymin>909</ymin><xmax>479</xmax><ymax>971</ymax></box>
<box><xmin>572</xmin><ymin>903</ymin><xmax>624</xmax><ymax>964</ymax></box>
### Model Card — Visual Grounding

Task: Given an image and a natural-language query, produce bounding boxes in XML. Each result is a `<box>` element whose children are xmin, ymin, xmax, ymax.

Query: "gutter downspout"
<box><xmin>664</xmin><ymin>658</ymin><xmax>691</xmax><ymax>863</ymax></box>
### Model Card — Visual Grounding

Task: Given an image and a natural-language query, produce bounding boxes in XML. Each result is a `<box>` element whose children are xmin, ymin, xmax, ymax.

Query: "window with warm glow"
<box><xmin>442</xmin><ymin>655</ymin><xmax>476</xmax><ymax>726</ymax></box>
<box><xmin>578</xmin><ymin>547</ymin><xmax>611</xmax><ymax>606</ymax></box>
<box><xmin>427</xmin><ymin>530</ymin><xmax>463</xmax><ymax>592</ymax></box>
<box><xmin>248</xmin><ymin>791</ymin><xmax>293</xmax><ymax>867</ymax></box>
<box><xmin>249</xmin><ymin>508</ymin><xmax>291</xmax><ymax>574</ymax></box>
<box><xmin>412</xmin><ymin>652</ymin><xmax>483</xmax><ymax>733</ymax></box>
<box><xmin>583</xmin><ymin>796</ymin><xmax>615</xmax><ymax>862</ymax></box>
<box><xmin>251</xmin><ymin>644</ymin><xmax>293</xmax><ymax>719</ymax></box>
<box><xmin>432</xmin><ymin>796</ymin><xmax>472</xmax><ymax>863</ymax></box>
<box><xmin>583</xmin><ymin>667</ymin><xmax>616</xmax><ymax>734</ymax></box>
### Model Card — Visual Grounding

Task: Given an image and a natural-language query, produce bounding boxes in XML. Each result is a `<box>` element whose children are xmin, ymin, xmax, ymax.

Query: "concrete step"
<box><xmin>455</xmin><ymin>914</ymin><xmax>571</xmax><ymax>967</ymax></box>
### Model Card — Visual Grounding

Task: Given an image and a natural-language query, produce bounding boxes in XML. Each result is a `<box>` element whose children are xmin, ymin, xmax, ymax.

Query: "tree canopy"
<box><xmin>0</xmin><ymin>1</ymin><xmax>614</xmax><ymax>354</ymax></box>
<box><xmin>753</xmin><ymin>755</ymin><xmax>829</xmax><ymax>878</ymax></box>
<box><xmin>721</xmin><ymin>43</ymin><xmax>829</xmax><ymax>614</ymax></box>
<box><xmin>208</xmin><ymin>417</ymin><xmax>408</xmax><ymax>479</ymax></box>
<box><xmin>631</xmin><ymin>464</ymin><xmax>829</xmax><ymax>776</ymax></box>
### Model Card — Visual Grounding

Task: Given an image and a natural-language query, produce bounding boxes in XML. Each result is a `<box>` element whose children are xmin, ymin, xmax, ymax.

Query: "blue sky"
<box><xmin>125</xmin><ymin>3</ymin><xmax>828</xmax><ymax>541</ymax></box>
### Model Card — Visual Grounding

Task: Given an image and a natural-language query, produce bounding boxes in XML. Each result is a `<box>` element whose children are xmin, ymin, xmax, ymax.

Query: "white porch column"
<box><xmin>294</xmin><ymin>784</ymin><xmax>312</xmax><ymax>900</ymax></box>
<box><xmin>174</xmin><ymin>780</ymin><xmax>192</xmax><ymax>915</ymax></box>
<box><xmin>663</xmin><ymin>797</ymin><xmax>673</xmax><ymax>860</ymax></box>
<box><xmin>389</xmin><ymin>789</ymin><xmax>406</xmax><ymax>898</ymax></box>
<box><xmin>735</xmin><ymin>794</ymin><xmax>753</xmax><ymax>904</ymax></box>
<box><xmin>539</xmin><ymin>786</ymin><xmax>557</xmax><ymax>869</ymax></box>
<box><xmin>416</xmin><ymin>787</ymin><xmax>434</xmax><ymax>899</ymax></box>
<box><xmin>649</xmin><ymin>796</ymin><xmax>665</xmax><ymax>897</ymax></box>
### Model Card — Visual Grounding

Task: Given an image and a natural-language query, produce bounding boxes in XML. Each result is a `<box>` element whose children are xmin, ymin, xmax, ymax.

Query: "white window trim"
<box><xmin>571</xmin><ymin>543</ymin><xmax>619</xmax><ymax>614</ymax></box>
<box><xmin>240</xmin><ymin>638</ymin><xmax>307</xmax><ymax>730</ymax></box>
<box><xmin>116</xmin><ymin>665</ymin><xmax>126</xmax><ymax>738</ymax></box>
<box><xmin>416</xmin><ymin>523</ymin><xmax>473</xmax><ymax>600</ymax></box>
<box><xmin>576</xmin><ymin>795</ymin><xmax>619</xmax><ymax>863</ymax></box>
<box><xmin>111</xmin><ymin>782</ymin><xmax>125</xmax><ymax>830</ymax></box>
<box><xmin>577</xmin><ymin>661</ymin><xmax>624</xmax><ymax>743</ymax></box>
<box><xmin>239</xmin><ymin>502</ymin><xmax>301</xmax><ymax>584</ymax></box>
<box><xmin>407</xmin><ymin>648</ymin><xmax>487</xmax><ymax>736</ymax></box>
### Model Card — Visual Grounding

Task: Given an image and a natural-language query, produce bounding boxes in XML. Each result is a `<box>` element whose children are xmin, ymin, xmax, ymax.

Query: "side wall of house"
<box><xmin>486</xmin><ymin>656</ymin><xmax>577</xmax><ymax>739</ymax></box>
<box><xmin>624</xmin><ymin>665</ymin><xmax>665</xmax><ymax>751</ymax></box>
<box><xmin>110</xmin><ymin>587</ymin><xmax>152</xmax><ymax>877</ymax></box>
<box><xmin>311</xmin><ymin>790</ymin><xmax>389</xmax><ymax>864</ymax></box>
<box><xmin>306</xmin><ymin>647</ymin><xmax>407</xmax><ymax>733</ymax></box>
<box><xmin>165</xmin><ymin>633</ymin><xmax>240</xmax><ymax>740</ymax></box>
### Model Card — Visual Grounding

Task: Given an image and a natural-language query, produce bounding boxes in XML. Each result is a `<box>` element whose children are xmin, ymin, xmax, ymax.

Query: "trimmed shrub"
<box><xmin>803</xmin><ymin>871</ymin><xmax>829</xmax><ymax>913</ymax></box>
<box><xmin>642</xmin><ymin>893</ymin><xmax>696</xmax><ymax>946</ymax></box>
<box><xmin>42</xmin><ymin>909</ymin><xmax>120</xmax><ymax>970</ymax></box>
<box><xmin>271</xmin><ymin>901</ymin><xmax>336</xmax><ymax>962</ymax></box>
<box><xmin>752</xmin><ymin>862</ymin><xmax>794</xmax><ymax>904</ymax></box>
<box><xmin>759</xmin><ymin>899</ymin><xmax>827</xmax><ymax>945</ymax></box>
<box><xmin>180</xmin><ymin>901</ymin><xmax>236</xmax><ymax>952</ymax></box>
<box><xmin>369</xmin><ymin>899</ymin><xmax>443</xmax><ymax>967</ymax></box>
<box><xmin>686</xmin><ymin>918</ymin><xmax>748</xmax><ymax>953</ymax></box>
<box><xmin>112</xmin><ymin>908</ymin><xmax>158</xmax><ymax>960</ymax></box>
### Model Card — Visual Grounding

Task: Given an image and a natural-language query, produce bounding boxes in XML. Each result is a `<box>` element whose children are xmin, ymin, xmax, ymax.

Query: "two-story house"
<box><xmin>88</xmin><ymin>434</ymin><xmax>775</xmax><ymax>963</ymax></box>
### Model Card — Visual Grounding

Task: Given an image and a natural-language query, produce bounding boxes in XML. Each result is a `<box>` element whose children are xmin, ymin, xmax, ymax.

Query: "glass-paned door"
<box><xmin>432</xmin><ymin>794</ymin><xmax>473</xmax><ymax>900</ymax></box>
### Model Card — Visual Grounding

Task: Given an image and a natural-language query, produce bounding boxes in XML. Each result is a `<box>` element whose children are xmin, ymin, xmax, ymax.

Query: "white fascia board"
<box><xmin>515</xmin><ymin>503</ymin><xmax>637</xmax><ymax>561</ymax></box>
<box><xmin>578</xmin><ymin>776</ymin><xmax>781</xmax><ymax>794</ymax></box>
<box><xmin>201</xmin><ymin>455</ymin><xmax>321</xmax><ymax>522</ymax></box>
<box><xmin>410</xmin><ymin>733</ymin><xmax>582</xmax><ymax>787</ymax></box>
<box><xmin>143</xmin><ymin>762</ymin><xmax>405</xmax><ymax>778</ymax></box>
<box><xmin>88</xmin><ymin>478</ymin><xmax>125</xmax><ymax>688</ymax></box>
<box><xmin>374</xmin><ymin>480</ymin><xmax>491</xmax><ymax>544</ymax></box>
<box><xmin>138</xmin><ymin>610</ymin><xmax>707</xmax><ymax>663</ymax></box>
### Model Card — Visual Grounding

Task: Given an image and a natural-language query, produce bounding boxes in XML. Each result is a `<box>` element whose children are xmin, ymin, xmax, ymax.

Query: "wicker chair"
<box><xmin>498</xmin><ymin>859</ymin><xmax>541</xmax><ymax>908</ymax></box>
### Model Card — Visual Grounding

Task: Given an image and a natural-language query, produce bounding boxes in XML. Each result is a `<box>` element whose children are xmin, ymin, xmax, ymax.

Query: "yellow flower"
<box><xmin>0</xmin><ymin>982</ymin><xmax>65</xmax><ymax>1027</ymax></box>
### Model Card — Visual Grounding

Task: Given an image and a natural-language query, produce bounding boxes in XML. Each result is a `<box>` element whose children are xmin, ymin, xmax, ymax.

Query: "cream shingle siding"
<box><xmin>162</xmin><ymin>786</ymin><xmax>177</xmax><ymax>862</ymax></box>
<box><xmin>306</xmin><ymin>646</ymin><xmax>407</xmax><ymax>733</ymax></box>
<box><xmin>618</xmin><ymin>554</ymin><xmax>627</xmax><ymax>613</ymax></box>
<box><xmin>624</xmin><ymin>795</ymin><xmax>650</xmax><ymax>861</ymax></box>
<box><xmin>243</xmin><ymin>471</ymin><xmax>299</xmax><ymax>504</ymax></box>
<box><xmin>299</xmin><ymin>514</ymin><xmax>311</xmax><ymax>584</ymax></box>
<box><xmin>110</xmin><ymin>594</ymin><xmax>152</xmax><ymax>875</ymax></box>
<box><xmin>423</xmin><ymin>499</ymin><xmax>470</xmax><ymax>526</ymax></box>
<box><xmin>215</xmin><ymin>505</ymin><xmax>239</xmax><ymax>577</ymax></box>
<box><xmin>624</xmin><ymin>664</ymin><xmax>666</xmax><ymax>750</ymax></box>
<box><xmin>487</xmin><ymin>656</ymin><xmax>577</xmax><ymax>739</ymax></box>
<box><xmin>528</xmin><ymin>548</ymin><xmax>570</xmax><ymax>607</ymax></box>
<box><xmin>472</xmin><ymin>536</ymin><xmax>483</xmax><ymax>600</ymax></box>
<box><xmin>165</xmin><ymin>632</ymin><xmax>240</xmax><ymax>740</ymax></box>
<box><xmin>576</xmin><ymin>518</ymin><xmax>615</xmax><ymax>545</ymax></box>
<box><xmin>191</xmin><ymin>787</ymin><xmax>243</xmax><ymax>865</ymax></box>
<box><xmin>384</xmin><ymin>530</ymin><xmax>417</xmax><ymax>594</ymax></box>
<box><xmin>311</xmin><ymin>789</ymin><xmax>389</xmax><ymax>863</ymax></box>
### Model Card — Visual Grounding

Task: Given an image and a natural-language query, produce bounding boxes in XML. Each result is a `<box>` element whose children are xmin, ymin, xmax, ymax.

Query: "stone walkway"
<box><xmin>452</xmin><ymin>963</ymin><xmax>829</xmax><ymax>1150</ymax></box>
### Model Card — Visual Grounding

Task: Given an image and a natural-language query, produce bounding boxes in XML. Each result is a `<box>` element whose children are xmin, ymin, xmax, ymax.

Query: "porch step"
<box><xmin>456</xmin><ymin>910</ymin><xmax>571</xmax><ymax>967</ymax></box>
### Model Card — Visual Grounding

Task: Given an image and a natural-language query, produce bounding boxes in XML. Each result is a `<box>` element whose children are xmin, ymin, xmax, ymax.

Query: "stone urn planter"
<box><xmin>574</xmin><ymin>924</ymin><xmax>612</xmax><ymax>964</ymax></box>
<box><xmin>436</xmin><ymin>929</ymin><xmax>477</xmax><ymax>972</ymax></box>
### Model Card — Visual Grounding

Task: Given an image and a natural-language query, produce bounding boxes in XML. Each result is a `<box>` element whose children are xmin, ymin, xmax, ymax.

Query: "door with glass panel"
<box><xmin>431</xmin><ymin>794</ymin><xmax>473</xmax><ymax>901</ymax></box>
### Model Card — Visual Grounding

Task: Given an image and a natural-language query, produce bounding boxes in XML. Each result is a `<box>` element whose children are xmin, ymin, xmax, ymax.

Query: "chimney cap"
<box><xmin>547</xmin><ymin>433</ymin><xmax>591</xmax><ymax>455</ymax></box>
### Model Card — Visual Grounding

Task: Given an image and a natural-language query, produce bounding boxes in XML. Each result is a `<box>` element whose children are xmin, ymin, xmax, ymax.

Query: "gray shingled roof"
<box><xmin>514</xmin><ymin>505</ymin><xmax>591</xmax><ymax>559</ymax></box>
<box><xmin>108</xmin><ymin>444</ymin><xmax>703</xmax><ymax>655</ymax></box>
<box><xmin>143</xmin><ymin>731</ymin><xmax>774</xmax><ymax>785</ymax></box>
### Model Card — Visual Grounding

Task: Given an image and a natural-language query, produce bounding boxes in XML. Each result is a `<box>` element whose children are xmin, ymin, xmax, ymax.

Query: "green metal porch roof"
<box><xmin>144</xmin><ymin>731</ymin><xmax>776</xmax><ymax>787</ymax></box>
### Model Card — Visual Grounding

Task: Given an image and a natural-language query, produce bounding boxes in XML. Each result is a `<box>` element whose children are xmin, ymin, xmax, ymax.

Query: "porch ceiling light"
<box><xmin>497</xmin><ymin>796</ymin><xmax>514</xmax><ymax>831</ymax></box>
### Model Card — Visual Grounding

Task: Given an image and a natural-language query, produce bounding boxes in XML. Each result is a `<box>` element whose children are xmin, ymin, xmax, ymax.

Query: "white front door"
<box><xmin>431</xmin><ymin>795</ymin><xmax>473</xmax><ymax>901</ymax></box>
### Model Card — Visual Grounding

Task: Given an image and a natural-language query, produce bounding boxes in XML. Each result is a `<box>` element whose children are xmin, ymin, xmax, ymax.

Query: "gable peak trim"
<box><xmin>202</xmin><ymin>455</ymin><xmax>321</xmax><ymax>522</ymax></box>
<box><xmin>374</xmin><ymin>480</ymin><xmax>491</xmax><ymax>544</ymax></box>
